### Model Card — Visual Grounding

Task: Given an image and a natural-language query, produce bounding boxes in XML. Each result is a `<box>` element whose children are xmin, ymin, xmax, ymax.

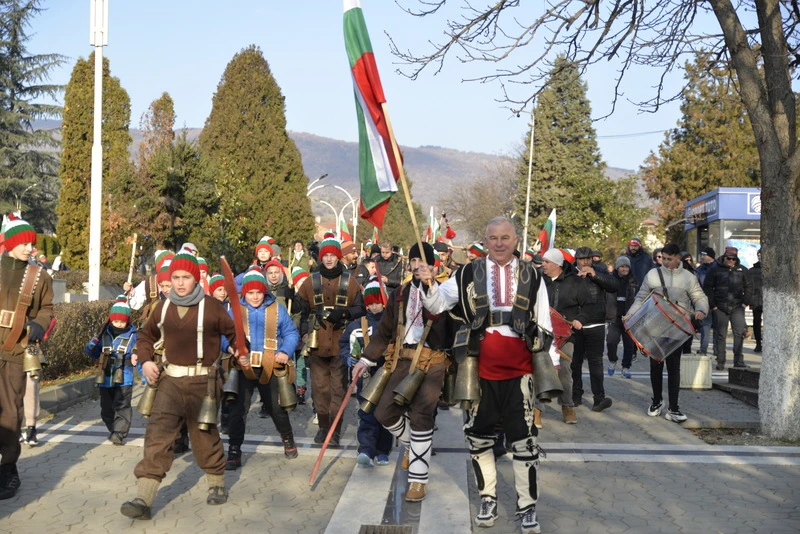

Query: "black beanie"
<box><xmin>409</xmin><ymin>242</ymin><xmax>435</xmax><ymax>265</ymax></box>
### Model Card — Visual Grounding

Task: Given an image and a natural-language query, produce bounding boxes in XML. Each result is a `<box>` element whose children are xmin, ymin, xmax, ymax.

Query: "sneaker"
<box><xmin>375</xmin><ymin>454</ymin><xmax>390</xmax><ymax>466</ymax></box>
<box><xmin>312</xmin><ymin>413</ymin><xmax>318</xmax><ymax>425</ymax></box>
<box><xmin>207</xmin><ymin>486</ymin><xmax>228</xmax><ymax>505</ymax></box>
<box><xmin>329</xmin><ymin>431</ymin><xmax>341</xmax><ymax>447</ymax></box>
<box><xmin>607</xmin><ymin>361</ymin><xmax>618</xmax><ymax>376</ymax></box>
<box><xmin>647</xmin><ymin>400</ymin><xmax>663</xmax><ymax>417</ymax></box>
<box><xmin>120</xmin><ymin>498</ymin><xmax>151</xmax><ymax>520</ymax></box>
<box><xmin>533</xmin><ymin>407</ymin><xmax>543</xmax><ymax>429</ymax></box>
<box><xmin>520</xmin><ymin>507</ymin><xmax>542</xmax><ymax>533</ymax></box>
<box><xmin>401</xmin><ymin>448</ymin><xmax>410</xmax><ymax>470</ymax></box>
<box><xmin>405</xmin><ymin>482</ymin><xmax>425</xmax><ymax>502</ymax></box>
<box><xmin>754</xmin><ymin>343</ymin><xmax>762</xmax><ymax>353</ymax></box>
<box><xmin>313</xmin><ymin>428</ymin><xmax>327</xmax><ymax>444</ymax></box>
<box><xmin>225</xmin><ymin>446</ymin><xmax>241</xmax><ymax>471</ymax></box>
<box><xmin>733</xmin><ymin>362</ymin><xmax>750</xmax><ymax>368</ymax></box>
<box><xmin>258</xmin><ymin>405</ymin><xmax>269</xmax><ymax>418</ymax></box>
<box><xmin>109</xmin><ymin>432</ymin><xmax>125</xmax><ymax>446</ymax></box>
<box><xmin>591</xmin><ymin>397</ymin><xmax>612</xmax><ymax>412</ymax></box>
<box><xmin>665</xmin><ymin>409</ymin><xmax>688</xmax><ymax>423</ymax></box>
<box><xmin>474</xmin><ymin>497</ymin><xmax>498</xmax><ymax>527</ymax></box>
<box><xmin>562</xmin><ymin>406</ymin><xmax>577</xmax><ymax>424</ymax></box>
<box><xmin>696</xmin><ymin>350</ymin><xmax>708</xmax><ymax>355</ymax></box>
<box><xmin>357</xmin><ymin>452</ymin><xmax>374</xmax><ymax>467</ymax></box>
<box><xmin>281</xmin><ymin>433</ymin><xmax>298</xmax><ymax>459</ymax></box>
<box><xmin>24</xmin><ymin>426</ymin><xmax>38</xmax><ymax>446</ymax></box>
<box><xmin>622</xmin><ymin>367</ymin><xmax>632</xmax><ymax>379</ymax></box>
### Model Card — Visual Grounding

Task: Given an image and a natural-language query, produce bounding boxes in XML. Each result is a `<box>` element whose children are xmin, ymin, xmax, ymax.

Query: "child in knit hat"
<box><xmin>338</xmin><ymin>276</ymin><xmax>391</xmax><ymax>467</ymax></box>
<box><xmin>85</xmin><ymin>296</ymin><xmax>142</xmax><ymax>445</ymax></box>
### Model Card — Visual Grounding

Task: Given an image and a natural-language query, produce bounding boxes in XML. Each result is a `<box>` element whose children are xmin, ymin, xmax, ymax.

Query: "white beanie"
<box><xmin>542</xmin><ymin>249</ymin><xmax>564</xmax><ymax>265</ymax></box>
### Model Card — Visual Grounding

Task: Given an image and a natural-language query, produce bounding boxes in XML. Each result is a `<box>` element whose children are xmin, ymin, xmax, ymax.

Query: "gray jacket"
<box><xmin>628</xmin><ymin>264</ymin><xmax>709</xmax><ymax>318</ymax></box>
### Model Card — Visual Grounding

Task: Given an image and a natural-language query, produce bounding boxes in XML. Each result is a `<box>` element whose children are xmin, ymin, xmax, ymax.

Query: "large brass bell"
<box><xmin>454</xmin><ymin>356</ymin><xmax>480</xmax><ymax>410</ymax></box>
<box><xmin>197</xmin><ymin>395</ymin><xmax>218</xmax><ymax>431</ymax></box>
<box><xmin>359</xmin><ymin>365</ymin><xmax>392</xmax><ymax>413</ymax></box>
<box><xmin>22</xmin><ymin>346</ymin><xmax>42</xmax><ymax>380</ymax></box>
<box><xmin>442</xmin><ymin>364</ymin><xmax>457</xmax><ymax>406</ymax></box>
<box><xmin>113</xmin><ymin>365</ymin><xmax>125</xmax><ymax>385</ymax></box>
<box><xmin>532</xmin><ymin>351</ymin><xmax>563</xmax><ymax>400</ymax></box>
<box><xmin>274</xmin><ymin>366</ymin><xmax>298</xmax><ymax>411</ymax></box>
<box><xmin>308</xmin><ymin>327</ymin><xmax>319</xmax><ymax>349</ymax></box>
<box><xmin>137</xmin><ymin>384</ymin><xmax>158</xmax><ymax>417</ymax></box>
<box><xmin>95</xmin><ymin>367</ymin><xmax>106</xmax><ymax>385</ymax></box>
<box><xmin>393</xmin><ymin>367</ymin><xmax>425</xmax><ymax>406</ymax></box>
<box><xmin>222</xmin><ymin>368</ymin><xmax>240</xmax><ymax>403</ymax></box>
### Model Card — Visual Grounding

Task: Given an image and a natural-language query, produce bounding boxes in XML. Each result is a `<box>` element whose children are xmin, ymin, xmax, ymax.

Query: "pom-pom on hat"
<box><xmin>209</xmin><ymin>273</ymin><xmax>225</xmax><ymax>293</ymax></box>
<box><xmin>109</xmin><ymin>295</ymin><xmax>131</xmax><ymax>324</ymax></box>
<box><xmin>1</xmin><ymin>214</ymin><xmax>36</xmax><ymax>251</ymax></box>
<box><xmin>291</xmin><ymin>267</ymin><xmax>309</xmax><ymax>287</ymax></box>
<box><xmin>468</xmin><ymin>242</ymin><xmax>486</xmax><ymax>257</ymax></box>
<box><xmin>323</xmin><ymin>231</ymin><xmax>336</xmax><ymax>240</ymax></box>
<box><xmin>319</xmin><ymin>237</ymin><xmax>342</xmax><ymax>259</ymax></box>
<box><xmin>542</xmin><ymin>248</ymin><xmax>565</xmax><ymax>265</ymax></box>
<box><xmin>169</xmin><ymin>250</ymin><xmax>201</xmax><ymax>283</ymax></box>
<box><xmin>255</xmin><ymin>236</ymin><xmax>274</xmax><ymax>256</ymax></box>
<box><xmin>363</xmin><ymin>276</ymin><xmax>385</xmax><ymax>306</ymax></box>
<box><xmin>241</xmin><ymin>270</ymin><xmax>267</xmax><ymax>294</ymax></box>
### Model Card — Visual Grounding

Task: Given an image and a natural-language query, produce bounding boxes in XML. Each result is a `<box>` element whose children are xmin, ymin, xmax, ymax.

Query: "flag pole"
<box><xmin>522</xmin><ymin>105</ymin><xmax>535</xmax><ymax>253</ymax></box>
<box><xmin>380</xmin><ymin>102</ymin><xmax>426</xmax><ymax>262</ymax></box>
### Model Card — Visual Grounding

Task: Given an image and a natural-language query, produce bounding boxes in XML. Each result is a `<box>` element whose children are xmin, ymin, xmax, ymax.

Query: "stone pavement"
<box><xmin>1</xmin><ymin>340</ymin><xmax>798</xmax><ymax>533</ymax></box>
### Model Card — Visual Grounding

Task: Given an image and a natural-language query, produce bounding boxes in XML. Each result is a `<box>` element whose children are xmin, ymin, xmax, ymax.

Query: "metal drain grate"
<box><xmin>358</xmin><ymin>525</ymin><xmax>413</xmax><ymax>534</ymax></box>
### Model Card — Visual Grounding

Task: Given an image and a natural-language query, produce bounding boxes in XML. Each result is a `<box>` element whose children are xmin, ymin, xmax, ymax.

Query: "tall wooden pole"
<box><xmin>522</xmin><ymin>105</ymin><xmax>535</xmax><ymax>253</ymax></box>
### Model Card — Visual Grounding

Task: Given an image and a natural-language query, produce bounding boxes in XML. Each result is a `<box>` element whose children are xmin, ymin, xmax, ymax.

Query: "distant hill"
<box><xmin>35</xmin><ymin>121</ymin><xmax>641</xmax><ymax>213</ymax></box>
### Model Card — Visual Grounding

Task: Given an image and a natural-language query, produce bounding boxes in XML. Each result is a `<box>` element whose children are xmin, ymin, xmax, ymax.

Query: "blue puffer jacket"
<box><xmin>85</xmin><ymin>324</ymin><xmax>142</xmax><ymax>388</ymax></box>
<box><xmin>222</xmin><ymin>291</ymin><xmax>299</xmax><ymax>358</ymax></box>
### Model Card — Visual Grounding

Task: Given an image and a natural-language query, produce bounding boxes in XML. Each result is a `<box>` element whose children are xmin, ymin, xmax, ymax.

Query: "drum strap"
<box><xmin>656</xmin><ymin>268</ymin><xmax>670</xmax><ymax>300</ymax></box>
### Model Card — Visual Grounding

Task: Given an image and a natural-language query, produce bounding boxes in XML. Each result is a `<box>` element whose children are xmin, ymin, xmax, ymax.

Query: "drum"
<box><xmin>549</xmin><ymin>307</ymin><xmax>573</xmax><ymax>349</ymax></box>
<box><xmin>623</xmin><ymin>292</ymin><xmax>695</xmax><ymax>362</ymax></box>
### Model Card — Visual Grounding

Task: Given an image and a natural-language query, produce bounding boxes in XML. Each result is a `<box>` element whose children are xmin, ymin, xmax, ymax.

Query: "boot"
<box><xmin>754</xmin><ymin>342</ymin><xmax>762</xmax><ymax>353</ymax></box>
<box><xmin>0</xmin><ymin>464</ymin><xmax>21</xmax><ymax>500</ymax></box>
<box><xmin>121</xmin><ymin>477</ymin><xmax>158</xmax><ymax>520</ymax></box>
<box><xmin>225</xmin><ymin>445</ymin><xmax>242</xmax><ymax>471</ymax></box>
<box><xmin>329</xmin><ymin>430</ymin><xmax>341</xmax><ymax>447</ymax></box>
<box><xmin>562</xmin><ymin>406</ymin><xmax>577</xmax><ymax>424</ymax></box>
<box><xmin>206</xmin><ymin>474</ymin><xmax>228</xmax><ymax>505</ymax></box>
<box><xmin>281</xmin><ymin>433</ymin><xmax>298</xmax><ymax>459</ymax></box>
<box><xmin>314</xmin><ymin>414</ymin><xmax>330</xmax><ymax>444</ymax></box>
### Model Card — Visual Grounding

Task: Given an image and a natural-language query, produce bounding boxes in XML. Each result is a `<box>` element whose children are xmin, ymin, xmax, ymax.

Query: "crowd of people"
<box><xmin>0</xmin><ymin>213</ymin><xmax>763</xmax><ymax>534</ymax></box>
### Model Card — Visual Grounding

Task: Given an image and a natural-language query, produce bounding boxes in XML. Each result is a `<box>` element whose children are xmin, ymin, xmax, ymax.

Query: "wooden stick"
<box><xmin>127</xmin><ymin>233</ymin><xmax>138</xmax><ymax>285</ymax></box>
<box><xmin>309</xmin><ymin>373</ymin><xmax>359</xmax><ymax>486</ymax></box>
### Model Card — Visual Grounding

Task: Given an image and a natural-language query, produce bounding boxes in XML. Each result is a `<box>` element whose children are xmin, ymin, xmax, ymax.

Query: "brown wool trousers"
<box><xmin>134</xmin><ymin>375</ymin><xmax>225</xmax><ymax>482</ymax></box>
<box><xmin>374</xmin><ymin>359</ymin><xmax>446</xmax><ymax>432</ymax></box>
<box><xmin>309</xmin><ymin>354</ymin><xmax>347</xmax><ymax>429</ymax></box>
<box><xmin>0</xmin><ymin>360</ymin><xmax>25</xmax><ymax>465</ymax></box>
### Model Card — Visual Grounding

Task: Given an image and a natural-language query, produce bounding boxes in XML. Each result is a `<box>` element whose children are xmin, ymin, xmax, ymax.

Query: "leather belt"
<box><xmin>488</xmin><ymin>310</ymin><xmax>513</xmax><ymax>327</ymax></box>
<box><xmin>165</xmin><ymin>365</ymin><xmax>212</xmax><ymax>377</ymax></box>
<box><xmin>398</xmin><ymin>347</ymin><xmax>446</xmax><ymax>365</ymax></box>
<box><xmin>0</xmin><ymin>310</ymin><xmax>14</xmax><ymax>329</ymax></box>
<box><xmin>250</xmin><ymin>351</ymin><xmax>263</xmax><ymax>367</ymax></box>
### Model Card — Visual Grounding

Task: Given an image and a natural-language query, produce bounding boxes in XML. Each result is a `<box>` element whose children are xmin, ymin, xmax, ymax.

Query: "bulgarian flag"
<box><xmin>372</xmin><ymin>225</ymin><xmax>379</xmax><ymax>244</ymax></box>
<box><xmin>538</xmin><ymin>209</ymin><xmax>557</xmax><ymax>253</ymax></box>
<box><xmin>339</xmin><ymin>212</ymin><xmax>352</xmax><ymax>241</ymax></box>
<box><xmin>344</xmin><ymin>0</ymin><xmax>401</xmax><ymax>229</ymax></box>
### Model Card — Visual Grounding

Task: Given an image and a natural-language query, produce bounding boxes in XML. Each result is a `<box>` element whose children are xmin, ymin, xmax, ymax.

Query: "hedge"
<box><xmin>51</xmin><ymin>270</ymin><xmax>145</xmax><ymax>292</ymax></box>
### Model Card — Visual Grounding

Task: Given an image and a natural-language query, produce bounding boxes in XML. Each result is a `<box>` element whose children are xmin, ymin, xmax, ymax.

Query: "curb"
<box><xmin>40</xmin><ymin>376</ymin><xmax>97</xmax><ymax>417</ymax></box>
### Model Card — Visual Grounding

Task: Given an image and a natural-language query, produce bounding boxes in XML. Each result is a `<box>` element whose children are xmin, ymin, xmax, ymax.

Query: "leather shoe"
<box><xmin>120</xmin><ymin>498</ymin><xmax>152</xmax><ymax>520</ymax></box>
<box><xmin>0</xmin><ymin>468</ymin><xmax>21</xmax><ymax>500</ymax></box>
<box><xmin>405</xmin><ymin>482</ymin><xmax>426</xmax><ymax>502</ymax></box>
<box><xmin>591</xmin><ymin>397</ymin><xmax>613</xmax><ymax>412</ymax></box>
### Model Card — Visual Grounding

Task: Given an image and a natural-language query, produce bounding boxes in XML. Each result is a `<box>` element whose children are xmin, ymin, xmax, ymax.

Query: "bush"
<box><xmin>41</xmin><ymin>300</ymin><xmax>112</xmax><ymax>380</ymax></box>
<box><xmin>36</xmin><ymin>235</ymin><xmax>60</xmax><ymax>258</ymax></box>
<box><xmin>51</xmin><ymin>270</ymin><xmax>145</xmax><ymax>292</ymax></box>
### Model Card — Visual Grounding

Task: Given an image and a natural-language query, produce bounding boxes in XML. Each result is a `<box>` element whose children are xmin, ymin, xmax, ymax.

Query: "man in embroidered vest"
<box><xmin>296</xmin><ymin>237</ymin><xmax>362</xmax><ymax>446</ymax></box>
<box><xmin>353</xmin><ymin>244</ymin><xmax>451</xmax><ymax>502</ymax></box>
<box><xmin>418</xmin><ymin>217</ymin><xmax>548</xmax><ymax>534</ymax></box>
<box><xmin>121</xmin><ymin>251</ymin><xmax>236</xmax><ymax>520</ymax></box>
<box><xmin>223</xmin><ymin>269</ymin><xmax>300</xmax><ymax>467</ymax></box>
<box><xmin>0</xmin><ymin>215</ymin><xmax>53</xmax><ymax>500</ymax></box>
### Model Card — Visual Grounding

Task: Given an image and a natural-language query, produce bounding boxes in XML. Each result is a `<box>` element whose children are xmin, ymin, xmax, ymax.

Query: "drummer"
<box><xmin>540</xmin><ymin>249</ymin><xmax>592</xmax><ymax>425</ymax></box>
<box><xmin>624</xmin><ymin>243</ymin><xmax>708</xmax><ymax>423</ymax></box>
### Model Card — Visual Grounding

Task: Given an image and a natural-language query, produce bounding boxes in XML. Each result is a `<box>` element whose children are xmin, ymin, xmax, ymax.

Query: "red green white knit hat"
<box><xmin>241</xmin><ymin>270</ymin><xmax>267</xmax><ymax>294</ymax></box>
<box><xmin>319</xmin><ymin>237</ymin><xmax>342</xmax><ymax>259</ymax></box>
<box><xmin>323</xmin><ymin>231</ymin><xmax>336</xmax><ymax>240</ymax></box>
<box><xmin>2</xmin><ymin>214</ymin><xmax>36</xmax><ymax>250</ymax></box>
<box><xmin>209</xmin><ymin>273</ymin><xmax>225</xmax><ymax>293</ymax></box>
<box><xmin>197</xmin><ymin>257</ymin><xmax>208</xmax><ymax>273</ymax></box>
<box><xmin>291</xmin><ymin>267</ymin><xmax>309</xmax><ymax>286</ymax></box>
<box><xmin>264</xmin><ymin>259</ymin><xmax>284</xmax><ymax>273</ymax></box>
<box><xmin>169</xmin><ymin>251</ymin><xmax>201</xmax><ymax>282</ymax></box>
<box><xmin>469</xmin><ymin>243</ymin><xmax>486</xmax><ymax>257</ymax></box>
<box><xmin>154</xmin><ymin>250</ymin><xmax>174</xmax><ymax>271</ymax></box>
<box><xmin>156</xmin><ymin>261</ymin><xmax>171</xmax><ymax>283</ymax></box>
<box><xmin>255</xmin><ymin>236</ymin><xmax>274</xmax><ymax>256</ymax></box>
<box><xmin>109</xmin><ymin>295</ymin><xmax>131</xmax><ymax>323</ymax></box>
<box><xmin>363</xmin><ymin>276</ymin><xmax>384</xmax><ymax>306</ymax></box>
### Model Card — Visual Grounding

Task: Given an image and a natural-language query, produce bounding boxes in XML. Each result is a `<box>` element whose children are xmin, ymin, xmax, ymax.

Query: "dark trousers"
<box><xmin>228</xmin><ymin>367</ymin><xmax>292</xmax><ymax>447</ymax></box>
<box><xmin>309</xmin><ymin>354</ymin><xmax>347</xmax><ymax>429</ymax></box>
<box><xmin>356</xmin><ymin>408</ymin><xmax>393</xmax><ymax>457</ymax></box>
<box><xmin>606</xmin><ymin>318</ymin><xmax>635</xmax><ymax>368</ymax></box>
<box><xmin>650</xmin><ymin>349</ymin><xmax>682</xmax><ymax>411</ymax></box>
<box><xmin>374</xmin><ymin>359</ymin><xmax>445</xmax><ymax>432</ymax></box>
<box><xmin>134</xmin><ymin>375</ymin><xmax>225</xmax><ymax>482</ymax></box>
<box><xmin>713</xmin><ymin>307</ymin><xmax>746</xmax><ymax>365</ymax></box>
<box><xmin>0</xmin><ymin>360</ymin><xmax>25</xmax><ymax>466</ymax></box>
<box><xmin>99</xmin><ymin>385</ymin><xmax>133</xmax><ymax>438</ymax></box>
<box><xmin>752</xmin><ymin>307</ymin><xmax>762</xmax><ymax>343</ymax></box>
<box><xmin>571</xmin><ymin>326</ymin><xmax>607</xmax><ymax>401</ymax></box>
<box><xmin>699</xmin><ymin>314</ymin><xmax>713</xmax><ymax>353</ymax></box>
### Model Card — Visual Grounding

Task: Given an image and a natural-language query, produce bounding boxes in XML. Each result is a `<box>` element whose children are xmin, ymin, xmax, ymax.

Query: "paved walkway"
<box><xmin>1</xmin><ymin>341</ymin><xmax>798</xmax><ymax>533</ymax></box>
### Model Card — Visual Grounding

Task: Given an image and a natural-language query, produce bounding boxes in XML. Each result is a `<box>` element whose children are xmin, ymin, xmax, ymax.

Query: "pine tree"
<box><xmin>515</xmin><ymin>56</ymin><xmax>644</xmax><ymax>252</ymax></box>
<box><xmin>640</xmin><ymin>53</ymin><xmax>762</xmax><ymax>242</ymax></box>
<box><xmin>199</xmin><ymin>45</ymin><xmax>315</xmax><ymax>270</ymax></box>
<box><xmin>56</xmin><ymin>53</ymin><xmax>133</xmax><ymax>270</ymax></box>
<box><xmin>0</xmin><ymin>0</ymin><xmax>65</xmax><ymax>232</ymax></box>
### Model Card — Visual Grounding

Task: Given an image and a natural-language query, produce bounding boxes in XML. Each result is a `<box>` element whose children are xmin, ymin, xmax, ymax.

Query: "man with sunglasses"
<box><xmin>702</xmin><ymin>246</ymin><xmax>751</xmax><ymax>370</ymax></box>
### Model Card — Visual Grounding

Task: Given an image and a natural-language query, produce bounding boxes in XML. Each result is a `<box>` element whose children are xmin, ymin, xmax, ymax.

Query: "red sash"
<box><xmin>478</xmin><ymin>330</ymin><xmax>532</xmax><ymax>381</ymax></box>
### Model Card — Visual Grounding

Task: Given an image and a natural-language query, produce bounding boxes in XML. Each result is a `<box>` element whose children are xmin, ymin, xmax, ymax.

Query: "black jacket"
<box><xmin>607</xmin><ymin>272</ymin><xmax>638</xmax><ymax>320</ymax></box>
<box><xmin>703</xmin><ymin>257</ymin><xmax>750</xmax><ymax>314</ymax></box>
<box><xmin>375</xmin><ymin>254</ymin><xmax>403</xmax><ymax>290</ymax></box>
<box><xmin>573</xmin><ymin>263</ymin><xmax>617</xmax><ymax>324</ymax></box>
<box><xmin>545</xmin><ymin>269</ymin><xmax>591</xmax><ymax>325</ymax></box>
<box><xmin>744</xmin><ymin>261</ymin><xmax>762</xmax><ymax>309</ymax></box>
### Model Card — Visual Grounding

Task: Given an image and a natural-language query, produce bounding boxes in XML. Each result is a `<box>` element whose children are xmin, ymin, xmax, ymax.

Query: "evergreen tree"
<box><xmin>515</xmin><ymin>56</ymin><xmax>645</xmax><ymax>251</ymax></box>
<box><xmin>0</xmin><ymin>0</ymin><xmax>65</xmax><ymax>231</ymax></box>
<box><xmin>199</xmin><ymin>45</ymin><xmax>314</xmax><ymax>270</ymax></box>
<box><xmin>56</xmin><ymin>53</ymin><xmax>133</xmax><ymax>270</ymax></box>
<box><xmin>640</xmin><ymin>53</ymin><xmax>762</xmax><ymax>242</ymax></box>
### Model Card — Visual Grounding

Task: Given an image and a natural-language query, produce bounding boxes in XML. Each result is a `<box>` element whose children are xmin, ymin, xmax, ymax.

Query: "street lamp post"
<box><xmin>317</xmin><ymin>200</ymin><xmax>339</xmax><ymax>237</ymax></box>
<box><xmin>338</xmin><ymin>198</ymin><xmax>356</xmax><ymax>241</ymax></box>
<box><xmin>14</xmin><ymin>183</ymin><xmax>38</xmax><ymax>213</ymax></box>
<box><xmin>307</xmin><ymin>173</ymin><xmax>328</xmax><ymax>192</ymax></box>
<box><xmin>333</xmin><ymin>185</ymin><xmax>358</xmax><ymax>244</ymax></box>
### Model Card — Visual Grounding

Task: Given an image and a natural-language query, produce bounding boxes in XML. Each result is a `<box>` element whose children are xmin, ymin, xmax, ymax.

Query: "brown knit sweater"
<box><xmin>0</xmin><ymin>255</ymin><xmax>54</xmax><ymax>364</ymax></box>
<box><xmin>136</xmin><ymin>296</ymin><xmax>236</xmax><ymax>366</ymax></box>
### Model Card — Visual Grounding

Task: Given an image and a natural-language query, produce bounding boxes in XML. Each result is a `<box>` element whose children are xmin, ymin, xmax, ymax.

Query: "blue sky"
<box><xmin>26</xmin><ymin>1</ymin><xmax>715</xmax><ymax>170</ymax></box>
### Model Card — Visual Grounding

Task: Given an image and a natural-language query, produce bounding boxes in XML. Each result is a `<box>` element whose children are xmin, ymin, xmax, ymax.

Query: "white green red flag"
<box><xmin>372</xmin><ymin>226</ymin><xmax>379</xmax><ymax>244</ymax></box>
<box><xmin>538</xmin><ymin>209</ymin><xmax>556</xmax><ymax>253</ymax></box>
<box><xmin>339</xmin><ymin>212</ymin><xmax>352</xmax><ymax>241</ymax></box>
<box><xmin>343</xmin><ymin>0</ymin><xmax>401</xmax><ymax>229</ymax></box>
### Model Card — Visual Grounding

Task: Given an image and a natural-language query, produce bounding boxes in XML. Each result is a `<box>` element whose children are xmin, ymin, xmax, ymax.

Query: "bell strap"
<box><xmin>1</xmin><ymin>264</ymin><xmax>41</xmax><ymax>352</ymax></box>
<box><xmin>408</xmin><ymin>320</ymin><xmax>434</xmax><ymax>375</ymax></box>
